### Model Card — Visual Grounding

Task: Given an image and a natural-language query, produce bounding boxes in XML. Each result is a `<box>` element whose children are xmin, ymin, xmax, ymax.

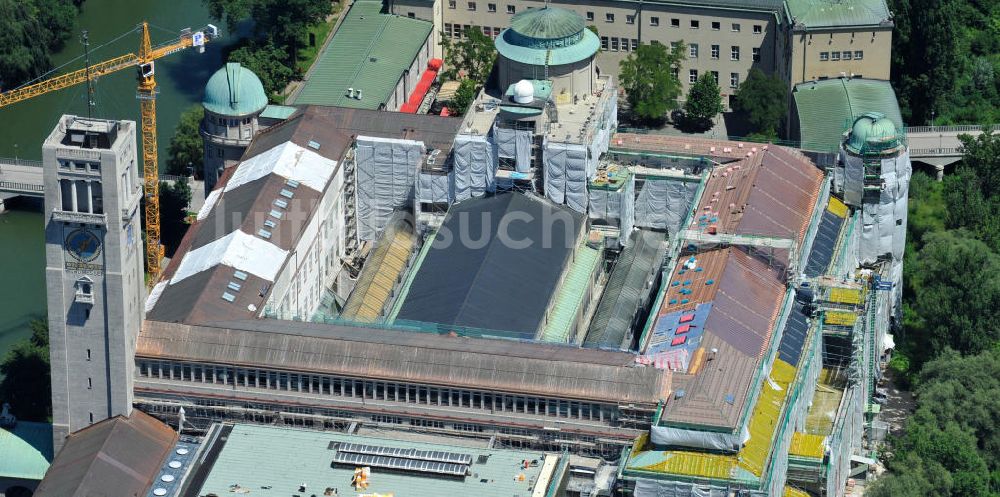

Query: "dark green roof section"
<box><xmin>510</xmin><ymin>6</ymin><xmax>585</xmax><ymax>41</ymax></box>
<box><xmin>202</xmin><ymin>62</ymin><xmax>268</xmax><ymax>116</ymax></box>
<box><xmin>793</xmin><ymin>78</ymin><xmax>903</xmax><ymax>153</ymax></box>
<box><xmin>291</xmin><ymin>0</ymin><xmax>432</xmax><ymax>109</ymax></box>
<box><xmin>259</xmin><ymin>105</ymin><xmax>298</xmax><ymax>120</ymax></box>
<box><xmin>786</xmin><ymin>0</ymin><xmax>891</xmax><ymax>28</ymax></box>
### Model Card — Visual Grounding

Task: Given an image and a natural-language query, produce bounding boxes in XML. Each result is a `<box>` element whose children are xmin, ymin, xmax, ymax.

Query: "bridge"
<box><xmin>0</xmin><ymin>158</ymin><xmax>204</xmax><ymax>211</ymax></box>
<box><xmin>904</xmin><ymin>124</ymin><xmax>1000</xmax><ymax>178</ymax></box>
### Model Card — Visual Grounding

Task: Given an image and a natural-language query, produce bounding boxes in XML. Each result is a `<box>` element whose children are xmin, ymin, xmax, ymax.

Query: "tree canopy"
<box><xmin>439</xmin><ymin>27</ymin><xmax>497</xmax><ymax>83</ymax></box>
<box><xmin>166</xmin><ymin>105</ymin><xmax>204</xmax><ymax>177</ymax></box>
<box><xmin>0</xmin><ymin>319</ymin><xmax>50</xmax><ymax>422</ymax></box>
<box><xmin>448</xmin><ymin>78</ymin><xmax>478</xmax><ymax>116</ymax></box>
<box><xmin>228</xmin><ymin>38</ymin><xmax>295</xmax><ymax>97</ymax></box>
<box><xmin>683</xmin><ymin>73</ymin><xmax>722</xmax><ymax>130</ymax></box>
<box><xmin>732</xmin><ymin>68</ymin><xmax>787</xmax><ymax>138</ymax></box>
<box><xmin>618</xmin><ymin>41</ymin><xmax>686</xmax><ymax>124</ymax></box>
<box><xmin>0</xmin><ymin>0</ymin><xmax>81</xmax><ymax>88</ymax></box>
<box><xmin>887</xmin><ymin>0</ymin><xmax>1000</xmax><ymax>124</ymax></box>
<box><xmin>159</xmin><ymin>179</ymin><xmax>192</xmax><ymax>257</ymax></box>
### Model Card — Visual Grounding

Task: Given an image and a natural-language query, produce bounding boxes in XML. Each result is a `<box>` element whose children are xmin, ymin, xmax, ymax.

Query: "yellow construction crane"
<box><xmin>0</xmin><ymin>22</ymin><xmax>218</xmax><ymax>277</ymax></box>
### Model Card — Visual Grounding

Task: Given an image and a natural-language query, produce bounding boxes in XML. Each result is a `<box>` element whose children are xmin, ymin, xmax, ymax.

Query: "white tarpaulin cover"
<box><xmin>418</xmin><ymin>171</ymin><xmax>451</xmax><ymax>203</ymax></box>
<box><xmin>144</xmin><ymin>281</ymin><xmax>167</xmax><ymax>314</ymax></box>
<box><xmin>588</xmin><ymin>174</ymin><xmax>635</xmax><ymax>244</ymax></box>
<box><xmin>650</xmin><ymin>424</ymin><xmax>750</xmax><ymax>453</ymax></box>
<box><xmin>355</xmin><ymin>135</ymin><xmax>424</xmax><ymax>240</ymax></box>
<box><xmin>197</xmin><ymin>189</ymin><xmax>222</xmax><ymax>221</ymax></box>
<box><xmin>170</xmin><ymin>230</ymin><xmax>289</xmax><ymax>284</ymax></box>
<box><xmin>634</xmin><ymin>179</ymin><xmax>698</xmax><ymax>235</ymax></box>
<box><xmin>451</xmin><ymin>133</ymin><xmax>498</xmax><ymax>202</ymax></box>
<box><xmin>493</xmin><ymin>125</ymin><xmax>533</xmax><ymax>173</ymax></box>
<box><xmin>633</xmin><ymin>479</ymin><xmax>741</xmax><ymax>497</ymax></box>
<box><xmin>225</xmin><ymin>141</ymin><xmax>336</xmax><ymax>193</ymax></box>
<box><xmin>857</xmin><ymin>151</ymin><xmax>911</xmax><ymax>265</ymax></box>
<box><xmin>544</xmin><ymin>141</ymin><xmax>589</xmax><ymax>213</ymax></box>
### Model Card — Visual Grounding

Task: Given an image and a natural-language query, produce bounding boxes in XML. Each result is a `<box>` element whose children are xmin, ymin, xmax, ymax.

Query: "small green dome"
<box><xmin>202</xmin><ymin>62</ymin><xmax>268</xmax><ymax>117</ymax></box>
<box><xmin>509</xmin><ymin>6</ymin><xmax>586</xmax><ymax>46</ymax></box>
<box><xmin>844</xmin><ymin>112</ymin><xmax>903</xmax><ymax>155</ymax></box>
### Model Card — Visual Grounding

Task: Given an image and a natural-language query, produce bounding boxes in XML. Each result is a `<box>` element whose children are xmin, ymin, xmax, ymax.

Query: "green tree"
<box><xmin>618</xmin><ymin>41</ymin><xmax>686</xmax><ymax>124</ymax></box>
<box><xmin>166</xmin><ymin>105</ymin><xmax>204</xmax><ymax>177</ymax></box>
<box><xmin>941</xmin><ymin>132</ymin><xmax>1000</xmax><ymax>250</ymax></box>
<box><xmin>228</xmin><ymin>38</ymin><xmax>295</xmax><ymax>97</ymax></box>
<box><xmin>892</xmin><ymin>0</ymin><xmax>960</xmax><ymax>124</ymax></box>
<box><xmin>448</xmin><ymin>78</ymin><xmax>478</xmax><ymax>116</ymax></box>
<box><xmin>159</xmin><ymin>179</ymin><xmax>192</xmax><ymax>256</ymax></box>
<box><xmin>732</xmin><ymin>68</ymin><xmax>787</xmax><ymax>138</ymax></box>
<box><xmin>683</xmin><ymin>73</ymin><xmax>723</xmax><ymax>130</ymax></box>
<box><xmin>0</xmin><ymin>319</ymin><xmax>50</xmax><ymax>422</ymax></box>
<box><xmin>904</xmin><ymin>229</ymin><xmax>1000</xmax><ymax>361</ymax></box>
<box><xmin>0</xmin><ymin>0</ymin><xmax>54</xmax><ymax>87</ymax></box>
<box><xmin>205</xmin><ymin>0</ymin><xmax>330</xmax><ymax>63</ymax></box>
<box><xmin>439</xmin><ymin>27</ymin><xmax>497</xmax><ymax>83</ymax></box>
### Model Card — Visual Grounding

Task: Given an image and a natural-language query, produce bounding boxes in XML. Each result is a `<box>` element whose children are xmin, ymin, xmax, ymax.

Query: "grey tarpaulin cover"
<box><xmin>650</xmin><ymin>424</ymin><xmax>749</xmax><ymax>453</ymax></box>
<box><xmin>588</xmin><ymin>174</ymin><xmax>635</xmax><ymax>244</ymax></box>
<box><xmin>633</xmin><ymin>479</ymin><xmax>742</xmax><ymax>497</ymax></box>
<box><xmin>544</xmin><ymin>141</ymin><xmax>590</xmax><ymax>213</ymax></box>
<box><xmin>634</xmin><ymin>179</ymin><xmax>698</xmax><ymax>235</ymax></box>
<box><xmin>493</xmin><ymin>125</ymin><xmax>533</xmax><ymax>173</ymax></box>
<box><xmin>451</xmin><ymin>133</ymin><xmax>498</xmax><ymax>202</ymax></box>
<box><xmin>840</xmin><ymin>149</ymin><xmax>864</xmax><ymax>207</ymax></box>
<box><xmin>417</xmin><ymin>171</ymin><xmax>451</xmax><ymax>203</ymax></box>
<box><xmin>857</xmin><ymin>151</ymin><xmax>910</xmax><ymax>265</ymax></box>
<box><xmin>355</xmin><ymin>135</ymin><xmax>424</xmax><ymax>240</ymax></box>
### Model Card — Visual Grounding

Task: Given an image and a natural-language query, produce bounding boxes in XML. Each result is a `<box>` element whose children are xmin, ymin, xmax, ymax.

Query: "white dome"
<box><xmin>513</xmin><ymin>80</ymin><xmax>534</xmax><ymax>104</ymax></box>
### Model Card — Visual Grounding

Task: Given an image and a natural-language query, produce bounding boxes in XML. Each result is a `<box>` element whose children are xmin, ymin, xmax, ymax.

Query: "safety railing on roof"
<box><xmin>904</xmin><ymin>124</ymin><xmax>1000</xmax><ymax>134</ymax></box>
<box><xmin>0</xmin><ymin>157</ymin><xmax>43</xmax><ymax>168</ymax></box>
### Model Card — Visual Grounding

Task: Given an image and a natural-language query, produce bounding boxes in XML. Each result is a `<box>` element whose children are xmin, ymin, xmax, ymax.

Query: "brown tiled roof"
<box><xmin>137</xmin><ymin>320</ymin><xmax>671</xmax><ymax>406</ymax></box>
<box><xmin>34</xmin><ymin>410</ymin><xmax>177</xmax><ymax>497</ymax></box>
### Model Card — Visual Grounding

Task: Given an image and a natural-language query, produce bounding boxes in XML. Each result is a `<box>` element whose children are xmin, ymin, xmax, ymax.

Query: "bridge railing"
<box><xmin>910</xmin><ymin>147</ymin><xmax>964</xmax><ymax>156</ymax></box>
<box><xmin>0</xmin><ymin>157</ymin><xmax>43</xmax><ymax>168</ymax></box>
<box><xmin>905</xmin><ymin>124</ymin><xmax>1000</xmax><ymax>134</ymax></box>
<box><xmin>0</xmin><ymin>180</ymin><xmax>44</xmax><ymax>194</ymax></box>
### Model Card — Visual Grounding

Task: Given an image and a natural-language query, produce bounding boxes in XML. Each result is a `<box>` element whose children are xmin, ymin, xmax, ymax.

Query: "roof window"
<box><xmin>264</xmin><ymin>219</ymin><xmax>277</xmax><ymax>229</ymax></box>
<box><xmin>227</xmin><ymin>281</ymin><xmax>242</xmax><ymax>292</ymax></box>
<box><xmin>269</xmin><ymin>209</ymin><xmax>283</xmax><ymax>219</ymax></box>
<box><xmin>222</xmin><ymin>292</ymin><xmax>236</xmax><ymax>302</ymax></box>
<box><xmin>286</xmin><ymin>179</ymin><xmax>300</xmax><ymax>188</ymax></box>
<box><xmin>274</xmin><ymin>199</ymin><xmax>288</xmax><ymax>209</ymax></box>
<box><xmin>234</xmin><ymin>270</ymin><xmax>248</xmax><ymax>281</ymax></box>
<box><xmin>280</xmin><ymin>189</ymin><xmax>294</xmax><ymax>198</ymax></box>
<box><xmin>257</xmin><ymin>229</ymin><xmax>272</xmax><ymax>239</ymax></box>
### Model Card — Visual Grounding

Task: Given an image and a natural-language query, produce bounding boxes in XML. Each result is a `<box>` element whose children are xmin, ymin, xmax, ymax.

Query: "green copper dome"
<box><xmin>510</xmin><ymin>6</ymin><xmax>586</xmax><ymax>42</ymax></box>
<box><xmin>202</xmin><ymin>62</ymin><xmax>268</xmax><ymax>117</ymax></box>
<box><xmin>496</xmin><ymin>6</ymin><xmax>599</xmax><ymax>66</ymax></box>
<box><xmin>844</xmin><ymin>112</ymin><xmax>903</xmax><ymax>155</ymax></box>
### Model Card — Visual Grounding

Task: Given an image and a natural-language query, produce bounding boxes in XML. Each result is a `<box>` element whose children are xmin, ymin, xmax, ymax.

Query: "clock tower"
<box><xmin>42</xmin><ymin>116</ymin><xmax>144</xmax><ymax>451</ymax></box>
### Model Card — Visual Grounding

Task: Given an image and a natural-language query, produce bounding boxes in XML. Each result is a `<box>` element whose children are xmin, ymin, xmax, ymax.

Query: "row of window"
<box><xmin>819</xmin><ymin>50</ymin><xmax>865</xmax><ymax>61</ymax></box>
<box><xmin>58</xmin><ymin>160</ymin><xmax>100</xmax><ymax>173</ymax></box>
<box><xmin>137</xmin><ymin>359</ymin><xmax>619</xmax><ymax>423</ymax></box>
<box><xmin>59</xmin><ymin>179</ymin><xmax>104</xmax><ymax>214</ymax></box>
<box><xmin>687</xmin><ymin>69</ymin><xmax>741</xmax><ymax>88</ymax></box>
<box><xmin>443</xmin><ymin>1</ymin><xmax>764</xmax><ymax>34</ymax></box>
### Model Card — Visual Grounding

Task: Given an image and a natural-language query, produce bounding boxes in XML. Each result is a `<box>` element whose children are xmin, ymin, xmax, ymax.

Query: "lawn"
<box><xmin>296</xmin><ymin>3</ymin><xmax>342</xmax><ymax>73</ymax></box>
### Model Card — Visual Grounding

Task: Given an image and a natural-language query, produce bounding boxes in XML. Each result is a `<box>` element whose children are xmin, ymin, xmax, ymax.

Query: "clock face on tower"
<box><xmin>65</xmin><ymin>229</ymin><xmax>102</xmax><ymax>262</ymax></box>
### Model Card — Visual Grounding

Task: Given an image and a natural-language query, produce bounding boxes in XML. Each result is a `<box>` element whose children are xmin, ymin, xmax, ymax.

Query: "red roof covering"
<box><xmin>400</xmin><ymin>58</ymin><xmax>442</xmax><ymax>113</ymax></box>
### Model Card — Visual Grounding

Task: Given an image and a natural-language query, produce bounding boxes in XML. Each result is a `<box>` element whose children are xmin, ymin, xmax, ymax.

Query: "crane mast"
<box><xmin>0</xmin><ymin>21</ymin><xmax>218</xmax><ymax>279</ymax></box>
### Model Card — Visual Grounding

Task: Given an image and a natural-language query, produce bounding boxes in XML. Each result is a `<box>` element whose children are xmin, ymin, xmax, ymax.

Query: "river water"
<box><xmin>0</xmin><ymin>0</ymin><xmax>239</xmax><ymax>353</ymax></box>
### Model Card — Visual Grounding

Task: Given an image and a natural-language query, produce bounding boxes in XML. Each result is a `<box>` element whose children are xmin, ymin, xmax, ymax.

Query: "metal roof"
<box><xmin>786</xmin><ymin>0</ymin><xmax>891</xmax><ymax>28</ymax></box>
<box><xmin>259</xmin><ymin>104</ymin><xmax>298</xmax><ymax>120</ymax></box>
<box><xmin>340</xmin><ymin>215</ymin><xmax>417</xmax><ymax>322</ymax></box>
<box><xmin>292</xmin><ymin>0</ymin><xmax>433</xmax><ymax>109</ymax></box>
<box><xmin>0</xmin><ymin>421</ymin><xmax>52</xmax><ymax>480</ymax></box>
<box><xmin>539</xmin><ymin>240</ymin><xmax>603</xmax><ymax>343</ymax></box>
<box><xmin>510</xmin><ymin>6</ymin><xmax>586</xmax><ymax>41</ymax></box>
<box><xmin>34</xmin><ymin>411</ymin><xmax>177</xmax><ymax>497</ymax></box>
<box><xmin>496</xmin><ymin>27</ymin><xmax>600</xmax><ymax>66</ymax></box>
<box><xmin>792</xmin><ymin>78</ymin><xmax>903</xmax><ymax>153</ymax></box>
<box><xmin>192</xmin><ymin>425</ymin><xmax>558</xmax><ymax>497</ymax></box>
<box><xmin>395</xmin><ymin>193</ymin><xmax>586</xmax><ymax>339</ymax></box>
<box><xmin>202</xmin><ymin>62</ymin><xmax>268</xmax><ymax>117</ymax></box>
<box><xmin>585</xmin><ymin>230</ymin><xmax>668</xmax><ymax>350</ymax></box>
<box><xmin>137</xmin><ymin>320</ymin><xmax>670</xmax><ymax>405</ymax></box>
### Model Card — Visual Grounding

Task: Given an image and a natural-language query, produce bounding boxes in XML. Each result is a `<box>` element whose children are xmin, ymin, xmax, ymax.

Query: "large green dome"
<box><xmin>844</xmin><ymin>112</ymin><xmax>903</xmax><ymax>155</ymax></box>
<box><xmin>202</xmin><ymin>62</ymin><xmax>268</xmax><ymax>117</ymax></box>
<box><xmin>510</xmin><ymin>6</ymin><xmax>586</xmax><ymax>42</ymax></box>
